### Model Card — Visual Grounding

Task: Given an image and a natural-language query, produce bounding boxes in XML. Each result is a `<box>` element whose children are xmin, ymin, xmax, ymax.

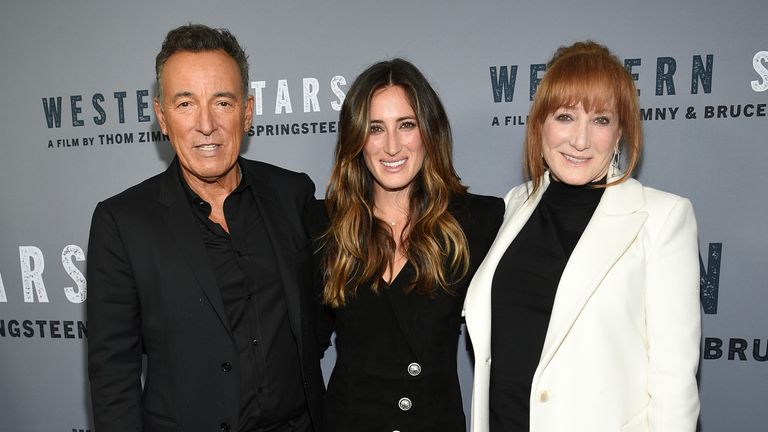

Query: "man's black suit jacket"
<box><xmin>87</xmin><ymin>157</ymin><xmax>324</xmax><ymax>432</ymax></box>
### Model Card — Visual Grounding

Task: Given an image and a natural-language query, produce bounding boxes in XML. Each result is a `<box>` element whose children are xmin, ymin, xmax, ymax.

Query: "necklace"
<box><xmin>373</xmin><ymin>206</ymin><xmax>404</xmax><ymax>228</ymax></box>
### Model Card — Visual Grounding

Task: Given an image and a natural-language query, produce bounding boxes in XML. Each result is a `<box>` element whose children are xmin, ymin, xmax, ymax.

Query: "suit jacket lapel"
<box><xmin>158</xmin><ymin>159</ymin><xmax>233</xmax><ymax>336</ymax></box>
<box><xmin>385</xmin><ymin>198</ymin><xmax>480</xmax><ymax>362</ymax></box>
<box><xmin>384</xmin><ymin>264</ymin><xmax>425</xmax><ymax>361</ymax></box>
<box><xmin>537</xmin><ymin>178</ymin><xmax>647</xmax><ymax>369</ymax></box>
<box><xmin>245</xmin><ymin>163</ymin><xmax>304</xmax><ymax>350</ymax></box>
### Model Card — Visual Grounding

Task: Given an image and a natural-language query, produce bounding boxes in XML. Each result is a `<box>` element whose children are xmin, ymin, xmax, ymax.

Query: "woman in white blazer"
<box><xmin>464</xmin><ymin>41</ymin><xmax>701</xmax><ymax>432</ymax></box>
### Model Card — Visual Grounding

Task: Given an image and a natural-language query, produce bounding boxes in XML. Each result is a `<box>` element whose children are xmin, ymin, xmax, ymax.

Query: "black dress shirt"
<box><xmin>489</xmin><ymin>177</ymin><xmax>604</xmax><ymax>432</ymax></box>
<box><xmin>180</xmin><ymin>164</ymin><xmax>306</xmax><ymax>431</ymax></box>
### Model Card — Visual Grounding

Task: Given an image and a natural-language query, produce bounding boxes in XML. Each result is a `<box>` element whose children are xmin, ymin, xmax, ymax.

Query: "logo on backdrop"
<box><xmin>0</xmin><ymin>245</ymin><xmax>87</xmax><ymax>340</ymax></box>
<box><xmin>699</xmin><ymin>242</ymin><xmax>767</xmax><ymax>363</ymax></box>
<box><xmin>700</xmin><ymin>242</ymin><xmax>722</xmax><ymax>316</ymax></box>
<box><xmin>39</xmin><ymin>74</ymin><xmax>350</xmax><ymax>149</ymax></box>
<box><xmin>488</xmin><ymin>51</ymin><xmax>768</xmax><ymax>127</ymax></box>
<box><xmin>250</xmin><ymin>75</ymin><xmax>347</xmax><ymax>138</ymax></box>
<box><xmin>40</xmin><ymin>88</ymin><xmax>167</xmax><ymax>150</ymax></box>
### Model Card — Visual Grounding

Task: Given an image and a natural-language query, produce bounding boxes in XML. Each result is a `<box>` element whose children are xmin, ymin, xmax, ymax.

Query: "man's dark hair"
<box><xmin>155</xmin><ymin>23</ymin><xmax>249</xmax><ymax>100</ymax></box>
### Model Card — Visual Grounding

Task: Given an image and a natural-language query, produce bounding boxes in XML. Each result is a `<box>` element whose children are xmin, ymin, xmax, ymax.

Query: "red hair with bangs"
<box><xmin>524</xmin><ymin>41</ymin><xmax>642</xmax><ymax>195</ymax></box>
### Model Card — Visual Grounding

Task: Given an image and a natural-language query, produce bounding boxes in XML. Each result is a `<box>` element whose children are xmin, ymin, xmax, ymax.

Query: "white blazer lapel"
<box><xmin>537</xmin><ymin>178</ymin><xmax>648</xmax><ymax>370</ymax></box>
<box><xmin>465</xmin><ymin>178</ymin><xmax>547</xmax><ymax>432</ymax></box>
<box><xmin>465</xmin><ymin>177</ymin><xmax>546</xmax><ymax>353</ymax></box>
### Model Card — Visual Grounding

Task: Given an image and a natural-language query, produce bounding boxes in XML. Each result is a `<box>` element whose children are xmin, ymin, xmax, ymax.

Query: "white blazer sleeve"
<box><xmin>645</xmin><ymin>197</ymin><xmax>701</xmax><ymax>431</ymax></box>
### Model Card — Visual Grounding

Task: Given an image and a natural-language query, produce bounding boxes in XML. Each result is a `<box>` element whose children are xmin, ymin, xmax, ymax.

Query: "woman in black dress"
<box><xmin>319</xmin><ymin>58</ymin><xmax>503</xmax><ymax>432</ymax></box>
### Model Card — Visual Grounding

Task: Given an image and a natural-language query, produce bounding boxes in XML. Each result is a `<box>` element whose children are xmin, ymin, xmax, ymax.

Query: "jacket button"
<box><xmin>538</xmin><ymin>390</ymin><xmax>549</xmax><ymax>403</ymax></box>
<box><xmin>220</xmin><ymin>422</ymin><xmax>231</xmax><ymax>432</ymax></box>
<box><xmin>221</xmin><ymin>362</ymin><xmax>232</xmax><ymax>372</ymax></box>
<box><xmin>398</xmin><ymin>397</ymin><xmax>412</xmax><ymax>411</ymax></box>
<box><xmin>407</xmin><ymin>362</ymin><xmax>422</xmax><ymax>376</ymax></box>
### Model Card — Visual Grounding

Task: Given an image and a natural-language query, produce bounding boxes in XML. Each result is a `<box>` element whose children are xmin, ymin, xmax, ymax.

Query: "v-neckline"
<box><xmin>382</xmin><ymin>260</ymin><xmax>410</xmax><ymax>287</ymax></box>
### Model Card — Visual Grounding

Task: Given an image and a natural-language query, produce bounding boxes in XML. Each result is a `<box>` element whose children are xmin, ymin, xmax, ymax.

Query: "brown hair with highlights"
<box><xmin>321</xmin><ymin>58</ymin><xmax>469</xmax><ymax>308</ymax></box>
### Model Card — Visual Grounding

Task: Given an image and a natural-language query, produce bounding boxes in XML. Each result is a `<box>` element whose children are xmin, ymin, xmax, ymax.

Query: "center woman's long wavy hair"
<box><xmin>321</xmin><ymin>58</ymin><xmax>469</xmax><ymax>308</ymax></box>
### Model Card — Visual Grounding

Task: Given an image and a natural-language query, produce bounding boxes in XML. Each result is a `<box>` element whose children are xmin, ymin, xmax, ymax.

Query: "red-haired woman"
<box><xmin>465</xmin><ymin>41</ymin><xmax>701</xmax><ymax>432</ymax></box>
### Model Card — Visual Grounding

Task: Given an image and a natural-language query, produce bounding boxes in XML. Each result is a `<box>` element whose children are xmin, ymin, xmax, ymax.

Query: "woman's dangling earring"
<box><xmin>609</xmin><ymin>146</ymin><xmax>620</xmax><ymax>178</ymax></box>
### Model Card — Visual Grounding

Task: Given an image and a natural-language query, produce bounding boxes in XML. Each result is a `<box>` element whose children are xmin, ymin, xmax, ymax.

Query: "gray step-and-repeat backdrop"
<box><xmin>1</xmin><ymin>1</ymin><xmax>765</xmax><ymax>431</ymax></box>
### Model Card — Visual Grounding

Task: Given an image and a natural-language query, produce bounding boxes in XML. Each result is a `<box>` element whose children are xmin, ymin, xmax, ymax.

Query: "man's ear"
<box><xmin>244</xmin><ymin>95</ymin><xmax>254</xmax><ymax>133</ymax></box>
<box><xmin>154</xmin><ymin>97</ymin><xmax>167</xmax><ymax>135</ymax></box>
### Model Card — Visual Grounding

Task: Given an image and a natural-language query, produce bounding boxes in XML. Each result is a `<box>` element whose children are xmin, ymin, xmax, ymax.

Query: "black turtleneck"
<box><xmin>488</xmin><ymin>176</ymin><xmax>604</xmax><ymax>432</ymax></box>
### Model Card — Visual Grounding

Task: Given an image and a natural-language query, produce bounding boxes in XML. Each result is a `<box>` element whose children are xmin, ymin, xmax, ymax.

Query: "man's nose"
<box><xmin>196</xmin><ymin>106</ymin><xmax>216</xmax><ymax>136</ymax></box>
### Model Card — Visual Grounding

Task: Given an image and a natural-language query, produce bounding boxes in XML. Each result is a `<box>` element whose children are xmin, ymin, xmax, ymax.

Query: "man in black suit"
<box><xmin>87</xmin><ymin>24</ymin><xmax>323</xmax><ymax>432</ymax></box>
